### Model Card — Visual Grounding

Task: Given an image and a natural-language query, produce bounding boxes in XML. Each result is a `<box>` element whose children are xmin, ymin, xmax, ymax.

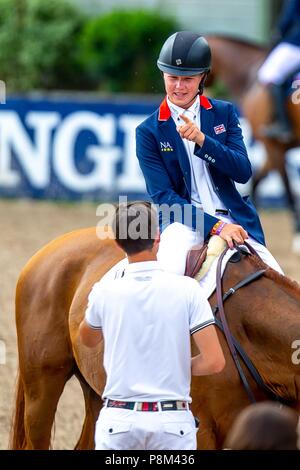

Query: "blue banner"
<box><xmin>0</xmin><ymin>95</ymin><xmax>299</xmax><ymax>206</ymax></box>
<box><xmin>0</xmin><ymin>95</ymin><xmax>159</xmax><ymax>201</ymax></box>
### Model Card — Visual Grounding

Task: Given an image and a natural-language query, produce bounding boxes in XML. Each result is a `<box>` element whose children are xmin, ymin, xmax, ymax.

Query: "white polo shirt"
<box><xmin>85</xmin><ymin>261</ymin><xmax>215</xmax><ymax>402</ymax></box>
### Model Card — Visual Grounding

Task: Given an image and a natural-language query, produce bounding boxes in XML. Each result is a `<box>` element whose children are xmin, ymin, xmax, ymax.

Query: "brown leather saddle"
<box><xmin>184</xmin><ymin>242</ymin><xmax>208</xmax><ymax>278</ymax></box>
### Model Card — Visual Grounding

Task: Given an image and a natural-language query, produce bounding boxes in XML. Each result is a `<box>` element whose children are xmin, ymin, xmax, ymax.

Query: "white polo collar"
<box><xmin>124</xmin><ymin>261</ymin><xmax>163</xmax><ymax>274</ymax></box>
<box><xmin>167</xmin><ymin>96</ymin><xmax>200</xmax><ymax>123</ymax></box>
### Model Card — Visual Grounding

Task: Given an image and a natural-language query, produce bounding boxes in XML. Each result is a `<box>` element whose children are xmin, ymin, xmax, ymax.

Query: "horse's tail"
<box><xmin>9</xmin><ymin>371</ymin><xmax>26</xmax><ymax>449</ymax></box>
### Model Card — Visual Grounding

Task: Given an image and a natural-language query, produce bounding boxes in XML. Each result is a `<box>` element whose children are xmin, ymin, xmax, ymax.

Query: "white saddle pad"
<box><xmin>198</xmin><ymin>248</ymin><xmax>237</xmax><ymax>298</ymax></box>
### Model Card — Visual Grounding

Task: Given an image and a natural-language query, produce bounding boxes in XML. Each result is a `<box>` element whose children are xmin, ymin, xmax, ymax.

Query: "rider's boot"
<box><xmin>261</xmin><ymin>83</ymin><xmax>294</xmax><ymax>143</ymax></box>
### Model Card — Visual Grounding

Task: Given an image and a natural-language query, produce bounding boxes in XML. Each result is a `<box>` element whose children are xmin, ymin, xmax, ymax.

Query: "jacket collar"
<box><xmin>158</xmin><ymin>95</ymin><xmax>212</xmax><ymax>121</ymax></box>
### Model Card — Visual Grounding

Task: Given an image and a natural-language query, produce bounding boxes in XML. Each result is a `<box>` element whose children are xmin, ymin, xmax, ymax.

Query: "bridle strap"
<box><xmin>216</xmin><ymin>245</ymin><xmax>263</xmax><ymax>403</ymax></box>
<box><xmin>242</xmin><ymin>240</ymin><xmax>261</xmax><ymax>257</ymax></box>
<box><xmin>213</xmin><ymin>317</ymin><xmax>281</xmax><ymax>401</ymax></box>
<box><xmin>213</xmin><ymin>268</ymin><xmax>267</xmax><ymax>308</ymax></box>
<box><xmin>215</xmin><ymin>243</ymin><xmax>285</xmax><ymax>404</ymax></box>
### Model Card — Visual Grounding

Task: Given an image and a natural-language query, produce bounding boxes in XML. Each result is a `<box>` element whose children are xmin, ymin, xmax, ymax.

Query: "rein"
<box><xmin>213</xmin><ymin>241</ymin><xmax>284</xmax><ymax>404</ymax></box>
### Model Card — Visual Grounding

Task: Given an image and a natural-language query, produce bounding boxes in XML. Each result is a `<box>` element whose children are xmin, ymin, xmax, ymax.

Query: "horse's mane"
<box><xmin>206</xmin><ymin>34</ymin><xmax>267</xmax><ymax>52</ymax></box>
<box><xmin>248</xmin><ymin>254</ymin><xmax>300</xmax><ymax>299</ymax></box>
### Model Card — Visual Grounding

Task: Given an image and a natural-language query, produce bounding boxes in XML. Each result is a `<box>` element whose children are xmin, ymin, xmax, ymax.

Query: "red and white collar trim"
<box><xmin>158</xmin><ymin>95</ymin><xmax>212</xmax><ymax>121</ymax></box>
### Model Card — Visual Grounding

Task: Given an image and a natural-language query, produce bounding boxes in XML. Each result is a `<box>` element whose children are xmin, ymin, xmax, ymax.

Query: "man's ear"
<box><xmin>114</xmin><ymin>238</ymin><xmax>126</xmax><ymax>254</ymax></box>
<box><xmin>154</xmin><ymin>229</ymin><xmax>161</xmax><ymax>247</ymax></box>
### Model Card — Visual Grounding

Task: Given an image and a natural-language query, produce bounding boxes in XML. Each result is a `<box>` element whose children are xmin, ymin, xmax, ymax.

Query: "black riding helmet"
<box><xmin>157</xmin><ymin>31</ymin><xmax>211</xmax><ymax>94</ymax></box>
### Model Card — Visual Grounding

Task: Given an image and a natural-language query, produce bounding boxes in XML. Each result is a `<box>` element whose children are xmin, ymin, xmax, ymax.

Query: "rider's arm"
<box><xmin>136</xmin><ymin>123</ymin><xmax>219</xmax><ymax>238</ymax></box>
<box><xmin>178</xmin><ymin>103</ymin><xmax>251</xmax><ymax>183</ymax></box>
<box><xmin>193</xmin><ymin>103</ymin><xmax>252</xmax><ymax>183</ymax></box>
<box><xmin>211</xmin><ymin>220</ymin><xmax>248</xmax><ymax>249</ymax></box>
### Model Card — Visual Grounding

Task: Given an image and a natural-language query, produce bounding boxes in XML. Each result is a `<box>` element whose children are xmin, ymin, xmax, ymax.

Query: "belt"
<box><xmin>215</xmin><ymin>209</ymin><xmax>229</xmax><ymax>215</ymax></box>
<box><xmin>106</xmin><ymin>399</ymin><xmax>189</xmax><ymax>411</ymax></box>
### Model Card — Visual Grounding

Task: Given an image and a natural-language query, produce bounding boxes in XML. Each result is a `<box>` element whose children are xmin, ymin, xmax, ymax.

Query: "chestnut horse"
<box><xmin>10</xmin><ymin>227</ymin><xmax>300</xmax><ymax>450</ymax></box>
<box><xmin>206</xmin><ymin>35</ymin><xmax>300</xmax><ymax>253</ymax></box>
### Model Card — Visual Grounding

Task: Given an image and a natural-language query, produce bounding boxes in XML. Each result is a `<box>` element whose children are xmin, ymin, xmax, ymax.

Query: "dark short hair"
<box><xmin>112</xmin><ymin>201</ymin><xmax>158</xmax><ymax>255</ymax></box>
<box><xmin>224</xmin><ymin>402</ymin><xmax>299</xmax><ymax>450</ymax></box>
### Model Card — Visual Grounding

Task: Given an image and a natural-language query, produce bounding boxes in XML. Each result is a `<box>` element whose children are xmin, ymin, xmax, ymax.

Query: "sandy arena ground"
<box><xmin>0</xmin><ymin>199</ymin><xmax>299</xmax><ymax>449</ymax></box>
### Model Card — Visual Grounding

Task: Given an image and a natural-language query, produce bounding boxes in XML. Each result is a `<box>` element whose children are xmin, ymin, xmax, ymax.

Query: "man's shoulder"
<box><xmin>89</xmin><ymin>277</ymin><xmax>116</xmax><ymax>295</ymax></box>
<box><xmin>156</xmin><ymin>273</ymin><xmax>208</xmax><ymax>309</ymax></box>
<box><xmin>158</xmin><ymin>271</ymin><xmax>202</xmax><ymax>291</ymax></box>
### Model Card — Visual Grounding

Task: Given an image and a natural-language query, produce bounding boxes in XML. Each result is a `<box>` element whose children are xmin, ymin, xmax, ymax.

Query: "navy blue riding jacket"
<box><xmin>278</xmin><ymin>0</ymin><xmax>300</xmax><ymax>46</ymax></box>
<box><xmin>136</xmin><ymin>95</ymin><xmax>265</xmax><ymax>245</ymax></box>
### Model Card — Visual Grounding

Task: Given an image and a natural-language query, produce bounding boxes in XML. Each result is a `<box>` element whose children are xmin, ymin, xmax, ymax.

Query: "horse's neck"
<box><xmin>208</xmin><ymin>37</ymin><xmax>266</xmax><ymax>101</ymax></box>
<box><xmin>222</xmin><ymin>255</ymin><xmax>300</xmax><ymax>402</ymax></box>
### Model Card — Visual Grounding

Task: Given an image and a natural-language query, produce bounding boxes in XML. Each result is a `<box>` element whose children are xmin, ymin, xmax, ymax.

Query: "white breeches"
<box><xmin>95</xmin><ymin>406</ymin><xmax>197</xmax><ymax>450</ymax></box>
<box><xmin>157</xmin><ymin>222</ymin><xmax>284</xmax><ymax>298</ymax></box>
<box><xmin>258</xmin><ymin>42</ymin><xmax>300</xmax><ymax>85</ymax></box>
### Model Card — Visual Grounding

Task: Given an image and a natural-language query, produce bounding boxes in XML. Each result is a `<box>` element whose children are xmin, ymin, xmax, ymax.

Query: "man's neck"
<box><xmin>127</xmin><ymin>251</ymin><xmax>157</xmax><ymax>264</ymax></box>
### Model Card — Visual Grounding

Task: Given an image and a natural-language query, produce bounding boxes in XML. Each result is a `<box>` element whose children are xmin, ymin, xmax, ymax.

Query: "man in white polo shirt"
<box><xmin>79</xmin><ymin>201</ymin><xmax>225</xmax><ymax>450</ymax></box>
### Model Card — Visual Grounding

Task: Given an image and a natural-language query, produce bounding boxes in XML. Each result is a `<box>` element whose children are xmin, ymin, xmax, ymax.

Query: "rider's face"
<box><xmin>163</xmin><ymin>73</ymin><xmax>203</xmax><ymax>109</ymax></box>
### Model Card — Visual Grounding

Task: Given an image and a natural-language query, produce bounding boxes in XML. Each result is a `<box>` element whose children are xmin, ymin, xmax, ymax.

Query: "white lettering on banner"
<box><xmin>0</xmin><ymin>111</ymin><xmax>60</xmax><ymax>188</ymax></box>
<box><xmin>117</xmin><ymin>115</ymin><xmax>147</xmax><ymax>191</ymax></box>
<box><xmin>0</xmin><ymin>109</ymin><xmax>299</xmax><ymax>198</ymax></box>
<box><xmin>53</xmin><ymin>111</ymin><xmax>122</xmax><ymax>192</ymax></box>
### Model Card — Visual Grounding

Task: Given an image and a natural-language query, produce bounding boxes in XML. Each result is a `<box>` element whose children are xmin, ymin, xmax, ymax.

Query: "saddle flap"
<box><xmin>185</xmin><ymin>236</ymin><xmax>227</xmax><ymax>280</ymax></box>
<box><xmin>184</xmin><ymin>243</ymin><xmax>208</xmax><ymax>278</ymax></box>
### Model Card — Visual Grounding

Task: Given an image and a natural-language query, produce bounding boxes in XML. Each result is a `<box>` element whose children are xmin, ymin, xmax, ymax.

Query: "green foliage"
<box><xmin>0</xmin><ymin>2</ymin><xmax>178</xmax><ymax>93</ymax></box>
<box><xmin>78</xmin><ymin>10</ymin><xmax>179</xmax><ymax>93</ymax></box>
<box><xmin>0</xmin><ymin>0</ymin><xmax>86</xmax><ymax>91</ymax></box>
<box><xmin>207</xmin><ymin>78</ymin><xmax>232</xmax><ymax>100</ymax></box>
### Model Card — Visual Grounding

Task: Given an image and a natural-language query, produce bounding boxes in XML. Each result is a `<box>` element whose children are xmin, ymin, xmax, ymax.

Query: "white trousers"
<box><xmin>157</xmin><ymin>223</ymin><xmax>283</xmax><ymax>298</ymax></box>
<box><xmin>258</xmin><ymin>42</ymin><xmax>300</xmax><ymax>85</ymax></box>
<box><xmin>95</xmin><ymin>406</ymin><xmax>197</xmax><ymax>450</ymax></box>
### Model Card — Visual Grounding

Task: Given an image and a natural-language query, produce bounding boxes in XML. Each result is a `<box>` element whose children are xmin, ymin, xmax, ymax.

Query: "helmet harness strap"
<box><xmin>199</xmin><ymin>72</ymin><xmax>209</xmax><ymax>95</ymax></box>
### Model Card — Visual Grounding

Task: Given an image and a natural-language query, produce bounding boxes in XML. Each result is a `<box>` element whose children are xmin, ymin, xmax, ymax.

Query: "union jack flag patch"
<box><xmin>214</xmin><ymin>124</ymin><xmax>226</xmax><ymax>135</ymax></box>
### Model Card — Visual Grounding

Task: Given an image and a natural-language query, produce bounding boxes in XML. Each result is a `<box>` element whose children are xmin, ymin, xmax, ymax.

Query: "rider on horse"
<box><xmin>135</xmin><ymin>31</ymin><xmax>283</xmax><ymax>294</ymax></box>
<box><xmin>258</xmin><ymin>0</ymin><xmax>300</xmax><ymax>142</ymax></box>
